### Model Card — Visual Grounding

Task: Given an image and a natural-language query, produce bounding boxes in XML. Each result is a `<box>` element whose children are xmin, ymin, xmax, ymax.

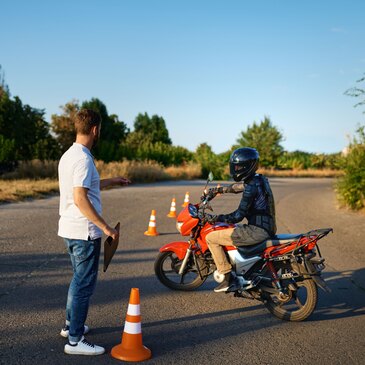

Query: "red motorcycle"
<box><xmin>155</xmin><ymin>176</ymin><xmax>332</xmax><ymax>321</ymax></box>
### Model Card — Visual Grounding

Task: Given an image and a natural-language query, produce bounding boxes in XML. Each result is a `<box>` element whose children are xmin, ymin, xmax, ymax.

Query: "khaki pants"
<box><xmin>206</xmin><ymin>224</ymin><xmax>269</xmax><ymax>274</ymax></box>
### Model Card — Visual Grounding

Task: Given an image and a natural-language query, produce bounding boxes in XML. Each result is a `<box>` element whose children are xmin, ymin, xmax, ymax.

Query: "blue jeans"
<box><xmin>64</xmin><ymin>237</ymin><xmax>101</xmax><ymax>342</ymax></box>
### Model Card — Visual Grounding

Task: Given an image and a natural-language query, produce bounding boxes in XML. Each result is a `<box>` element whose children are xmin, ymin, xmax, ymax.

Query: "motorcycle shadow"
<box><xmin>309</xmin><ymin>268</ymin><xmax>365</xmax><ymax>321</ymax></box>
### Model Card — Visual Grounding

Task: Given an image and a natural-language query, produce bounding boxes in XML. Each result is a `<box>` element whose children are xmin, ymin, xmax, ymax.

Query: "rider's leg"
<box><xmin>231</xmin><ymin>224</ymin><xmax>270</xmax><ymax>246</ymax></box>
<box><xmin>206</xmin><ymin>228</ymin><xmax>235</xmax><ymax>275</ymax></box>
<box><xmin>206</xmin><ymin>228</ymin><xmax>240</xmax><ymax>292</ymax></box>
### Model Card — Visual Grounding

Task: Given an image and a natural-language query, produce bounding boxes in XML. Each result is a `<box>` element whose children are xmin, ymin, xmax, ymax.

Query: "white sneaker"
<box><xmin>60</xmin><ymin>324</ymin><xmax>89</xmax><ymax>338</ymax></box>
<box><xmin>64</xmin><ymin>336</ymin><xmax>105</xmax><ymax>356</ymax></box>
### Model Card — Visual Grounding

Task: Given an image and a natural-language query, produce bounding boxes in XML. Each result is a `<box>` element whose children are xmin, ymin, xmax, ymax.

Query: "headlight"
<box><xmin>176</xmin><ymin>222</ymin><xmax>183</xmax><ymax>233</ymax></box>
<box><xmin>188</xmin><ymin>204</ymin><xmax>198</xmax><ymax>218</ymax></box>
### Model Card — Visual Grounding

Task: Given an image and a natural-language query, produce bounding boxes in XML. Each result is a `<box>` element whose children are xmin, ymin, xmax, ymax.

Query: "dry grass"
<box><xmin>0</xmin><ymin>178</ymin><xmax>59</xmax><ymax>203</ymax></box>
<box><xmin>1</xmin><ymin>160</ymin><xmax>58</xmax><ymax>179</ymax></box>
<box><xmin>258</xmin><ymin>168</ymin><xmax>343</xmax><ymax>178</ymax></box>
<box><xmin>0</xmin><ymin>160</ymin><xmax>344</xmax><ymax>204</ymax></box>
<box><xmin>165</xmin><ymin>163</ymin><xmax>202</xmax><ymax>180</ymax></box>
<box><xmin>96</xmin><ymin>160</ymin><xmax>170</xmax><ymax>183</ymax></box>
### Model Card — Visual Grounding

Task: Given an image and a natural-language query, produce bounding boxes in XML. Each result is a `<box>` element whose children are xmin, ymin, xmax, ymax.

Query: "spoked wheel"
<box><xmin>263</xmin><ymin>278</ymin><xmax>318</xmax><ymax>321</ymax></box>
<box><xmin>154</xmin><ymin>251</ymin><xmax>209</xmax><ymax>291</ymax></box>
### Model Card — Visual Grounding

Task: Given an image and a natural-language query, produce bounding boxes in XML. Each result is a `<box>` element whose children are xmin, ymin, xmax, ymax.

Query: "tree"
<box><xmin>195</xmin><ymin>143</ymin><xmax>225</xmax><ymax>179</ymax></box>
<box><xmin>236</xmin><ymin>116</ymin><xmax>284</xmax><ymax>168</ymax></box>
<box><xmin>337</xmin><ymin>125</ymin><xmax>365</xmax><ymax>210</ymax></box>
<box><xmin>51</xmin><ymin>98</ymin><xmax>129</xmax><ymax>161</ymax></box>
<box><xmin>0</xmin><ymin>65</ymin><xmax>10</xmax><ymax>99</ymax></box>
<box><xmin>51</xmin><ymin>100</ymin><xmax>79</xmax><ymax>153</ymax></box>
<box><xmin>81</xmin><ymin>98</ymin><xmax>129</xmax><ymax>143</ymax></box>
<box><xmin>81</xmin><ymin>98</ymin><xmax>129</xmax><ymax>161</ymax></box>
<box><xmin>0</xmin><ymin>91</ymin><xmax>59</xmax><ymax>161</ymax></box>
<box><xmin>133</xmin><ymin>112</ymin><xmax>172</xmax><ymax>145</ymax></box>
<box><xmin>338</xmin><ymin>74</ymin><xmax>365</xmax><ymax>210</ymax></box>
<box><xmin>345</xmin><ymin>73</ymin><xmax>365</xmax><ymax>113</ymax></box>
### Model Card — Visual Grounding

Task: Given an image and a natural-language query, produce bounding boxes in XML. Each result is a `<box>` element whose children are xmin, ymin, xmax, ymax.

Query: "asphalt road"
<box><xmin>0</xmin><ymin>178</ymin><xmax>364</xmax><ymax>365</ymax></box>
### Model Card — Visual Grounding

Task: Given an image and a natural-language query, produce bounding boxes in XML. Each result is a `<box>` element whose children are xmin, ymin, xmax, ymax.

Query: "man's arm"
<box><xmin>216</xmin><ymin>182</ymin><xmax>257</xmax><ymax>223</ymax></box>
<box><xmin>100</xmin><ymin>177</ymin><xmax>131</xmax><ymax>190</ymax></box>
<box><xmin>73</xmin><ymin>187</ymin><xmax>118</xmax><ymax>239</ymax></box>
<box><xmin>221</xmin><ymin>182</ymin><xmax>245</xmax><ymax>194</ymax></box>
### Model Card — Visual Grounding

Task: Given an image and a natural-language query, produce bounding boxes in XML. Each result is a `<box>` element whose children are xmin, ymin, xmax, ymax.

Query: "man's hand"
<box><xmin>103</xmin><ymin>225</ymin><xmax>119</xmax><ymax>240</ymax></box>
<box><xmin>205</xmin><ymin>213</ymin><xmax>218</xmax><ymax>224</ymax></box>
<box><xmin>100</xmin><ymin>176</ymin><xmax>131</xmax><ymax>189</ymax></box>
<box><xmin>113</xmin><ymin>177</ymin><xmax>131</xmax><ymax>186</ymax></box>
<box><xmin>206</xmin><ymin>187</ymin><xmax>221</xmax><ymax>201</ymax></box>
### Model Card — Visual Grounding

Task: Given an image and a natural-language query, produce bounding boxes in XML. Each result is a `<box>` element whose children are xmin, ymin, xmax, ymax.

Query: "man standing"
<box><xmin>58</xmin><ymin>109</ymin><xmax>130</xmax><ymax>355</ymax></box>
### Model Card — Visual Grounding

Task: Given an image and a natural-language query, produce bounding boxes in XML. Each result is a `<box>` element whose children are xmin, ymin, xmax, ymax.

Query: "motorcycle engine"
<box><xmin>213</xmin><ymin>270</ymin><xmax>225</xmax><ymax>283</ymax></box>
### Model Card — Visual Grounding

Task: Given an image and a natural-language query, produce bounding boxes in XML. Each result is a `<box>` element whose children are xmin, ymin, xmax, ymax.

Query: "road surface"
<box><xmin>0</xmin><ymin>178</ymin><xmax>364</xmax><ymax>364</ymax></box>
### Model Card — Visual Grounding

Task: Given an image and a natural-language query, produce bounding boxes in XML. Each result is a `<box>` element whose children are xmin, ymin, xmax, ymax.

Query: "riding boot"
<box><xmin>214</xmin><ymin>272</ymin><xmax>240</xmax><ymax>293</ymax></box>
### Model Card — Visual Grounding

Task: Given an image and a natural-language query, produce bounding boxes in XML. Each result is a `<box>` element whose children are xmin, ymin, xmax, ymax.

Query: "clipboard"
<box><xmin>103</xmin><ymin>222</ymin><xmax>120</xmax><ymax>272</ymax></box>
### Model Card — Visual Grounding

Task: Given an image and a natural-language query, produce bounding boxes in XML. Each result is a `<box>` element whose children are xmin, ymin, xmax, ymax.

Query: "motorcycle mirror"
<box><xmin>204</xmin><ymin>171</ymin><xmax>214</xmax><ymax>193</ymax></box>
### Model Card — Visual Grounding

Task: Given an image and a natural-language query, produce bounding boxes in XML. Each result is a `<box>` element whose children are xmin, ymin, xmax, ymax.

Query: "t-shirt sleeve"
<box><xmin>73</xmin><ymin>158</ymin><xmax>92</xmax><ymax>189</ymax></box>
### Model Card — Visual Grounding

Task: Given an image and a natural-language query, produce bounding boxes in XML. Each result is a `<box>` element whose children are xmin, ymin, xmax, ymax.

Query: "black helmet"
<box><xmin>229</xmin><ymin>147</ymin><xmax>259</xmax><ymax>182</ymax></box>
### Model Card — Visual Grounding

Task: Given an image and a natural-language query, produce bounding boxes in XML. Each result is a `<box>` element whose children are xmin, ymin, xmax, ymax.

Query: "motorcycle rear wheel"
<box><xmin>263</xmin><ymin>278</ymin><xmax>318</xmax><ymax>321</ymax></box>
<box><xmin>154</xmin><ymin>251</ymin><xmax>209</xmax><ymax>291</ymax></box>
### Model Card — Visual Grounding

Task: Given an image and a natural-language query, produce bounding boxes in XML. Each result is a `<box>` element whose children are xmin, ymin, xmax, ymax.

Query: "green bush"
<box><xmin>0</xmin><ymin>134</ymin><xmax>16</xmax><ymax>162</ymax></box>
<box><xmin>121</xmin><ymin>141</ymin><xmax>193</xmax><ymax>167</ymax></box>
<box><xmin>336</xmin><ymin>126</ymin><xmax>365</xmax><ymax>210</ymax></box>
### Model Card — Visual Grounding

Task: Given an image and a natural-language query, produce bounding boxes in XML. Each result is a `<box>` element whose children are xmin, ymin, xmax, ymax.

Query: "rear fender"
<box><xmin>159</xmin><ymin>241</ymin><xmax>190</xmax><ymax>260</ymax></box>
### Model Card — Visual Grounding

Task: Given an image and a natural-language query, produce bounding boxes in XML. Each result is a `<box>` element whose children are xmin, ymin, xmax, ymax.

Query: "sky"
<box><xmin>1</xmin><ymin>0</ymin><xmax>365</xmax><ymax>154</ymax></box>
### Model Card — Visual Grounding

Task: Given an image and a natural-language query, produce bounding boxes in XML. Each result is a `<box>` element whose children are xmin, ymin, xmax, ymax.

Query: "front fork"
<box><xmin>178</xmin><ymin>246</ymin><xmax>193</xmax><ymax>275</ymax></box>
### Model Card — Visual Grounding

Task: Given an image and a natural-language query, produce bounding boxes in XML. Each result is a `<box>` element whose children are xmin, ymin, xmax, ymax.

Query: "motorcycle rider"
<box><xmin>205</xmin><ymin>147</ymin><xmax>277</xmax><ymax>293</ymax></box>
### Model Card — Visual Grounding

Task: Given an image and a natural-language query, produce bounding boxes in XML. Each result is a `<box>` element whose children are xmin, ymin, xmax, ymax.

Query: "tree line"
<box><xmin>0</xmin><ymin>77</ymin><xmax>343</xmax><ymax>173</ymax></box>
<box><xmin>0</xmin><ymin>66</ymin><xmax>364</xmax><ymax>209</ymax></box>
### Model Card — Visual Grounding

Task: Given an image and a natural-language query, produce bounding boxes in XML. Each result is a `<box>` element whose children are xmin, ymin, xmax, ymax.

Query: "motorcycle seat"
<box><xmin>237</xmin><ymin>233</ymin><xmax>302</xmax><ymax>257</ymax></box>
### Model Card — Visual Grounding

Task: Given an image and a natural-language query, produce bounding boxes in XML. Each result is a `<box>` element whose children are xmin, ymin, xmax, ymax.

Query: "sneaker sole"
<box><xmin>64</xmin><ymin>348</ymin><xmax>105</xmax><ymax>356</ymax></box>
<box><xmin>214</xmin><ymin>287</ymin><xmax>229</xmax><ymax>293</ymax></box>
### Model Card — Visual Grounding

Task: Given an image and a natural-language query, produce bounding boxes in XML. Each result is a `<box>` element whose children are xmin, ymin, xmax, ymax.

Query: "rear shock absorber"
<box><xmin>266</xmin><ymin>260</ymin><xmax>283</xmax><ymax>293</ymax></box>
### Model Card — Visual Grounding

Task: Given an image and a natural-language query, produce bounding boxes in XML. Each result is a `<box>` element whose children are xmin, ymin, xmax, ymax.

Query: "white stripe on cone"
<box><xmin>149</xmin><ymin>222</ymin><xmax>156</xmax><ymax>227</ymax></box>
<box><xmin>127</xmin><ymin>303</ymin><xmax>141</xmax><ymax>316</ymax></box>
<box><xmin>124</xmin><ymin>321</ymin><xmax>142</xmax><ymax>334</ymax></box>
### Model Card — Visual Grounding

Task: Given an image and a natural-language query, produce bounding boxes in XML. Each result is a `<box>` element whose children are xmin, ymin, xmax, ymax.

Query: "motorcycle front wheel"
<box><xmin>154</xmin><ymin>251</ymin><xmax>209</xmax><ymax>291</ymax></box>
<box><xmin>263</xmin><ymin>278</ymin><xmax>318</xmax><ymax>321</ymax></box>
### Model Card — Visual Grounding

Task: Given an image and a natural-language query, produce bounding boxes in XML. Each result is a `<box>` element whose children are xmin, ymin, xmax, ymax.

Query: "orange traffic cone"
<box><xmin>182</xmin><ymin>192</ymin><xmax>190</xmax><ymax>207</ymax></box>
<box><xmin>111</xmin><ymin>288</ymin><xmax>152</xmax><ymax>362</ymax></box>
<box><xmin>167</xmin><ymin>198</ymin><xmax>177</xmax><ymax>218</ymax></box>
<box><xmin>144</xmin><ymin>210</ymin><xmax>159</xmax><ymax>236</ymax></box>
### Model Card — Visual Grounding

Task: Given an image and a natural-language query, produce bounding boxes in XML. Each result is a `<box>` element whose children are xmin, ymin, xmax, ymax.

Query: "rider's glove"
<box><xmin>205</xmin><ymin>213</ymin><xmax>218</xmax><ymax>225</ymax></box>
<box><xmin>206</xmin><ymin>187</ymin><xmax>223</xmax><ymax>201</ymax></box>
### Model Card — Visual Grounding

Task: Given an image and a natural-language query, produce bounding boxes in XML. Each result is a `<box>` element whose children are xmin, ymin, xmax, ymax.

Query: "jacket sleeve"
<box><xmin>221</xmin><ymin>182</ymin><xmax>245</xmax><ymax>194</ymax></box>
<box><xmin>216</xmin><ymin>181</ymin><xmax>257</xmax><ymax>224</ymax></box>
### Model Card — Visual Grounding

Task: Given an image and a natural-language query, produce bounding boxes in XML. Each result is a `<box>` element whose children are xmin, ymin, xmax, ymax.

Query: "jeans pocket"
<box><xmin>72</xmin><ymin>240</ymin><xmax>94</xmax><ymax>262</ymax></box>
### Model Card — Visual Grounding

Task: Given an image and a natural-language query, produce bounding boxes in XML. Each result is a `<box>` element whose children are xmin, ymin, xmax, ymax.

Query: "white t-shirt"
<box><xmin>58</xmin><ymin>143</ymin><xmax>102</xmax><ymax>240</ymax></box>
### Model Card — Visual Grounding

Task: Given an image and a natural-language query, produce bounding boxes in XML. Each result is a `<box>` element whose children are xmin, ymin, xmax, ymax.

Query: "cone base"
<box><xmin>111</xmin><ymin>343</ymin><xmax>152</xmax><ymax>362</ymax></box>
<box><xmin>167</xmin><ymin>213</ymin><xmax>176</xmax><ymax>218</ymax></box>
<box><xmin>144</xmin><ymin>231</ymin><xmax>159</xmax><ymax>236</ymax></box>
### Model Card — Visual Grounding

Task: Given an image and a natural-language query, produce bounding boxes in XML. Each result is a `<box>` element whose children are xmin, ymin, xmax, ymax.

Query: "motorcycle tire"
<box><xmin>154</xmin><ymin>251</ymin><xmax>209</xmax><ymax>291</ymax></box>
<box><xmin>263</xmin><ymin>278</ymin><xmax>318</xmax><ymax>321</ymax></box>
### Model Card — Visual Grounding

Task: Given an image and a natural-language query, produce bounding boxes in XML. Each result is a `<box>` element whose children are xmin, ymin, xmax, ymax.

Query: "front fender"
<box><xmin>159</xmin><ymin>241</ymin><xmax>190</xmax><ymax>260</ymax></box>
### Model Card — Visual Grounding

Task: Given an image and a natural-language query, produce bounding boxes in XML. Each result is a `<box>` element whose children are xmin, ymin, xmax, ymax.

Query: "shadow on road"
<box><xmin>309</xmin><ymin>269</ymin><xmax>365</xmax><ymax>321</ymax></box>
